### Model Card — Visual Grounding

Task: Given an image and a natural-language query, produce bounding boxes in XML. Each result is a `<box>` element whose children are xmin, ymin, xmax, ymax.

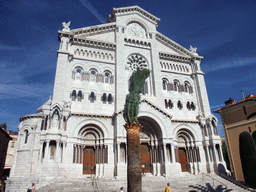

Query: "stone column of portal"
<box><xmin>39</xmin><ymin>141</ymin><xmax>44</xmax><ymax>163</ymax></box>
<box><xmin>56</xmin><ymin>140</ymin><xmax>60</xmax><ymax>163</ymax></box>
<box><xmin>125</xmin><ymin>122</ymin><xmax>142</xmax><ymax>192</ymax></box>
<box><xmin>100</xmin><ymin>145</ymin><xmax>104</xmax><ymax>177</ymax></box>
<box><xmin>170</xmin><ymin>143</ymin><xmax>176</xmax><ymax>164</ymax></box>
<box><xmin>45</xmin><ymin>140</ymin><xmax>50</xmax><ymax>162</ymax></box>
<box><xmin>163</xmin><ymin>143</ymin><xmax>168</xmax><ymax>176</ymax></box>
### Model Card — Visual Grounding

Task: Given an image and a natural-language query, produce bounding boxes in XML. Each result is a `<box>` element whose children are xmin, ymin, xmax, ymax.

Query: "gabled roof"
<box><xmin>107</xmin><ymin>6</ymin><xmax>160</xmax><ymax>25</ymax></box>
<box><xmin>215</xmin><ymin>94</ymin><xmax>256</xmax><ymax>113</ymax></box>
<box><xmin>115</xmin><ymin>98</ymin><xmax>172</xmax><ymax>119</ymax></box>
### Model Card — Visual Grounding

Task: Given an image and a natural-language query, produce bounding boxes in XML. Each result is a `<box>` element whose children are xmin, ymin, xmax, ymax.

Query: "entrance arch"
<box><xmin>138</xmin><ymin>116</ymin><xmax>163</xmax><ymax>175</ymax></box>
<box><xmin>76</xmin><ymin>124</ymin><xmax>107</xmax><ymax>176</ymax></box>
<box><xmin>176</xmin><ymin>128</ymin><xmax>200</xmax><ymax>173</ymax></box>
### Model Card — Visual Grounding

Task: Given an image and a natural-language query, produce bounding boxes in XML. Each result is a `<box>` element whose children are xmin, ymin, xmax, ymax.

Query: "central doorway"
<box><xmin>178</xmin><ymin>148</ymin><xmax>188</xmax><ymax>172</ymax></box>
<box><xmin>140</xmin><ymin>143</ymin><xmax>151</xmax><ymax>173</ymax></box>
<box><xmin>83</xmin><ymin>146</ymin><xmax>95</xmax><ymax>174</ymax></box>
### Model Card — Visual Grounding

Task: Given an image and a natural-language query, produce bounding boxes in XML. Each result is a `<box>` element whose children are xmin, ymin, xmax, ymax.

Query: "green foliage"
<box><xmin>252</xmin><ymin>131</ymin><xmax>256</xmax><ymax>146</ymax></box>
<box><xmin>239</xmin><ymin>131</ymin><xmax>256</xmax><ymax>188</ymax></box>
<box><xmin>123</xmin><ymin>68</ymin><xmax>150</xmax><ymax>123</ymax></box>
<box><xmin>0</xmin><ymin>122</ymin><xmax>7</xmax><ymax>129</ymax></box>
<box><xmin>222</xmin><ymin>141</ymin><xmax>231</xmax><ymax>171</ymax></box>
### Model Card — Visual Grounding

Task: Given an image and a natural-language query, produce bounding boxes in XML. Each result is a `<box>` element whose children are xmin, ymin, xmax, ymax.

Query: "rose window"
<box><xmin>127</xmin><ymin>54</ymin><xmax>148</xmax><ymax>71</ymax></box>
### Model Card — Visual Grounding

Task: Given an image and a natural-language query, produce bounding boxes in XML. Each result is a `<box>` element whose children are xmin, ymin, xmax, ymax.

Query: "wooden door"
<box><xmin>178</xmin><ymin>148</ymin><xmax>188</xmax><ymax>172</ymax></box>
<box><xmin>83</xmin><ymin>147</ymin><xmax>95</xmax><ymax>174</ymax></box>
<box><xmin>140</xmin><ymin>143</ymin><xmax>151</xmax><ymax>173</ymax></box>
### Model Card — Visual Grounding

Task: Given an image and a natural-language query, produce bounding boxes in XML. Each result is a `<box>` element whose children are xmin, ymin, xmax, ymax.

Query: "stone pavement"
<box><xmin>36</xmin><ymin>173</ymin><xmax>252</xmax><ymax>192</ymax></box>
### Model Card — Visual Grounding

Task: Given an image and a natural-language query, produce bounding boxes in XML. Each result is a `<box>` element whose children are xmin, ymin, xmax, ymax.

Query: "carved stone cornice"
<box><xmin>71</xmin><ymin>113</ymin><xmax>112</xmax><ymax>118</ymax></box>
<box><xmin>72</xmin><ymin>23</ymin><xmax>116</xmax><ymax>36</ymax></box>
<box><xmin>159</xmin><ymin>52</ymin><xmax>191</xmax><ymax>63</ymax></box>
<box><xmin>20</xmin><ymin>114</ymin><xmax>44</xmax><ymax>122</ymax></box>
<box><xmin>108</xmin><ymin>6</ymin><xmax>160</xmax><ymax>25</ymax></box>
<box><xmin>171</xmin><ymin>119</ymin><xmax>199</xmax><ymax>124</ymax></box>
<box><xmin>72</xmin><ymin>38</ymin><xmax>116</xmax><ymax>50</ymax></box>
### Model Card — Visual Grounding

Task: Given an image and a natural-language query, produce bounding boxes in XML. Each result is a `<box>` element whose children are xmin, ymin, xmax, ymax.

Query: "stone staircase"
<box><xmin>35</xmin><ymin>173</ymin><xmax>253</xmax><ymax>192</ymax></box>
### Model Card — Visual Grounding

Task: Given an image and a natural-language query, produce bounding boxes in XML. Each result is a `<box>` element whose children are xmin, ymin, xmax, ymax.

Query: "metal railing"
<box><xmin>193</xmin><ymin>166</ymin><xmax>227</xmax><ymax>190</ymax></box>
<box><xmin>91</xmin><ymin>176</ymin><xmax>99</xmax><ymax>192</ymax></box>
<box><xmin>201</xmin><ymin>172</ymin><xmax>227</xmax><ymax>190</ymax></box>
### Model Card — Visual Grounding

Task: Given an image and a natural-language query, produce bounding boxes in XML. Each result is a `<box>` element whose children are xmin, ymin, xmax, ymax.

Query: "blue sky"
<box><xmin>1</xmin><ymin>0</ymin><xmax>256</xmax><ymax>137</ymax></box>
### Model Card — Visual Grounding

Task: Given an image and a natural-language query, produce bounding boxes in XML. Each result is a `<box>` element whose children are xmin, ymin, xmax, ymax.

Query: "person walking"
<box><xmin>165</xmin><ymin>183</ymin><xmax>171</xmax><ymax>192</ymax></box>
<box><xmin>120</xmin><ymin>187</ymin><xmax>124</xmax><ymax>192</ymax></box>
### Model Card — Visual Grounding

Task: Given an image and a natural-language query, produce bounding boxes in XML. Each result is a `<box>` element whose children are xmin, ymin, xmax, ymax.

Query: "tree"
<box><xmin>239</xmin><ymin>131</ymin><xmax>256</xmax><ymax>188</ymax></box>
<box><xmin>123</xmin><ymin>68</ymin><xmax>150</xmax><ymax>192</ymax></box>
<box><xmin>252</xmin><ymin>130</ymin><xmax>256</xmax><ymax>146</ymax></box>
<box><xmin>0</xmin><ymin>122</ymin><xmax>7</xmax><ymax>129</ymax></box>
<box><xmin>222</xmin><ymin>141</ymin><xmax>231</xmax><ymax>171</ymax></box>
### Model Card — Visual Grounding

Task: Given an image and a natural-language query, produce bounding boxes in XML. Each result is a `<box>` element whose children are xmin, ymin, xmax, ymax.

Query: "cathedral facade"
<box><xmin>7</xmin><ymin>6</ymin><xmax>226</xmax><ymax>190</ymax></box>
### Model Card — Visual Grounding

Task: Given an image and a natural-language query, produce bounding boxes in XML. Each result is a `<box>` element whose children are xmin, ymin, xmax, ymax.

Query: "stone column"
<box><xmin>56</xmin><ymin>140</ymin><xmax>60</xmax><ymax>163</ymax></box>
<box><xmin>39</xmin><ymin>141</ymin><xmax>44</xmax><ymax>163</ymax></box>
<box><xmin>125</xmin><ymin>122</ymin><xmax>142</xmax><ymax>192</ymax></box>
<box><xmin>45</xmin><ymin>140</ymin><xmax>50</xmax><ymax>162</ymax></box>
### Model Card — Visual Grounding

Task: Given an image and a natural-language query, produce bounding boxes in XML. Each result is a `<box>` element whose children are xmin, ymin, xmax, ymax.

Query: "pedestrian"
<box><xmin>165</xmin><ymin>183</ymin><xmax>171</xmax><ymax>192</ymax></box>
<box><xmin>120</xmin><ymin>186</ymin><xmax>124</xmax><ymax>192</ymax></box>
<box><xmin>31</xmin><ymin>183</ymin><xmax>36</xmax><ymax>192</ymax></box>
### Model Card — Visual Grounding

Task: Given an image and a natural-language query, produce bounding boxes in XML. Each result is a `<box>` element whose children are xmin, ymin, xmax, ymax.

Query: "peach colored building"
<box><xmin>4</xmin><ymin>134</ymin><xmax>18</xmax><ymax>178</ymax></box>
<box><xmin>215</xmin><ymin>94</ymin><xmax>256</xmax><ymax>182</ymax></box>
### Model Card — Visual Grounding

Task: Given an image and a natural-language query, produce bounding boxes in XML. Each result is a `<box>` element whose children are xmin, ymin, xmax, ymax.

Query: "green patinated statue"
<box><xmin>123</xmin><ymin>68</ymin><xmax>150</xmax><ymax>123</ymax></box>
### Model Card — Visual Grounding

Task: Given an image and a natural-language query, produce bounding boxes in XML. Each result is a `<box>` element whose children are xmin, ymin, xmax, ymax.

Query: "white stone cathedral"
<box><xmin>7</xmin><ymin>6</ymin><xmax>226</xmax><ymax>190</ymax></box>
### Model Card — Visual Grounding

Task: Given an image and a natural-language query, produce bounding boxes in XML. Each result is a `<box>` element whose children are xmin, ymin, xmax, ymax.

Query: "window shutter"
<box><xmin>167</xmin><ymin>83</ymin><xmax>171</xmax><ymax>91</ymax></box>
<box><xmin>180</xmin><ymin>85</ymin><xmax>185</xmax><ymax>92</ymax></box>
<box><xmin>190</xmin><ymin>86</ymin><xmax>193</xmax><ymax>93</ymax></box>
<box><xmin>110</xmin><ymin>76</ymin><xmax>114</xmax><ymax>84</ymax></box>
<box><xmin>170</xmin><ymin>83</ymin><xmax>174</xmax><ymax>90</ymax></box>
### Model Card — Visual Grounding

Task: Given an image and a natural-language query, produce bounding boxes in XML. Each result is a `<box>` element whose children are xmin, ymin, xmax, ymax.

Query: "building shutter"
<box><xmin>110</xmin><ymin>76</ymin><xmax>114</xmax><ymax>84</ymax></box>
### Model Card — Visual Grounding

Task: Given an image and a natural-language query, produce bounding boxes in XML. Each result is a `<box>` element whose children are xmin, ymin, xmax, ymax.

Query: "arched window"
<box><xmin>164</xmin><ymin>99</ymin><xmax>168</xmax><ymax>109</ymax></box>
<box><xmin>77</xmin><ymin>91</ymin><xmax>82</xmax><ymax>102</ymax></box>
<box><xmin>191</xmin><ymin>102</ymin><xmax>196</xmax><ymax>110</ymax></box>
<box><xmin>89</xmin><ymin>92</ymin><xmax>96</xmax><ymax>103</ymax></box>
<box><xmin>168</xmin><ymin>100</ymin><xmax>173</xmax><ymax>109</ymax></box>
<box><xmin>108</xmin><ymin>93</ymin><xmax>113</xmax><ymax>104</ymax></box>
<box><xmin>162</xmin><ymin>79</ymin><xmax>168</xmax><ymax>91</ymax></box>
<box><xmin>102</xmin><ymin>93</ymin><xmax>107</xmax><ymax>104</ymax></box>
<box><xmin>71</xmin><ymin>90</ymin><xmax>76</xmax><ymax>101</ymax></box>
<box><xmin>187</xmin><ymin>101</ymin><xmax>191</xmax><ymax>110</ymax></box>
<box><xmin>24</xmin><ymin>130</ymin><xmax>29</xmax><ymax>144</ymax></box>
<box><xmin>104</xmin><ymin>71</ymin><xmax>111</xmax><ymax>84</ymax></box>
<box><xmin>90</xmin><ymin>69</ymin><xmax>97</xmax><ymax>82</ymax></box>
<box><xmin>177</xmin><ymin>100</ymin><xmax>183</xmax><ymax>110</ymax></box>
<box><xmin>74</xmin><ymin>67</ymin><xmax>83</xmax><ymax>80</ymax></box>
<box><xmin>185</xmin><ymin>82</ymin><xmax>190</xmax><ymax>93</ymax></box>
<box><xmin>174</xmin><ymin>81</ymin><xmax>179</xmax><ymax>91</ymax></box>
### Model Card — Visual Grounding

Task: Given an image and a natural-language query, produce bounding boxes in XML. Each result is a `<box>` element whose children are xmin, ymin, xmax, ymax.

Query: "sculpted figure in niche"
<box><xmin>126</xmin><ymin>22</ymin><xmax>146</xmax><ymax>38</ymax></box>
<box><xmin>52</xmin><ymin>112</ymin><xmax>59</xmax><ymax>129</ymax></box>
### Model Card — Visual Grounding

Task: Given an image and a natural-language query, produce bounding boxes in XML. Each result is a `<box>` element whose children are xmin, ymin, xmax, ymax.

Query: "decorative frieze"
<box><xmin>159</xmin><ymin>52</ymin><xmax>191</xmax><ymax>63</ymax></box>
<box><xmin>72</xmin><ymin>38</ymin><xmax>116</xmax><ymax>50</ymax></box>
<box><xmin>160</xmin><ymin>61</ymin><xmax>190</xmax><ymax>74</ymax></box>
<box><xmin>124</xmin><ymin>38</ymin><xmax>151</xmax><ymax>49</ymax></box>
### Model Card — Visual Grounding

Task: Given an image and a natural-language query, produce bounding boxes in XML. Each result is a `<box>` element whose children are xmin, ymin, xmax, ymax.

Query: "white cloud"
<box><xmin>0</xmin><ymin>43</ymin><xmax>22</xmax><ymax>51</ymax></box>
<box><xmin>78</xmin><ymin>0</ymin><xmax>105</xmax><ymax>24</ymax></box>
<box><xmin>204</xmin><ymin>56</ymin><xmax>256</xmax><ymax>73</ymax></box>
